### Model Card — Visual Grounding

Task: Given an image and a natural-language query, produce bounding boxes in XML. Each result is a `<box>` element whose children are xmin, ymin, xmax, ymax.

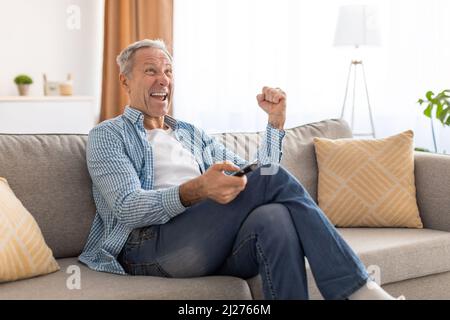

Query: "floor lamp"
<box><xmin>334</xmin><ymin>5</ymin><xmax>381</xmax><ymax>138</ymax></box>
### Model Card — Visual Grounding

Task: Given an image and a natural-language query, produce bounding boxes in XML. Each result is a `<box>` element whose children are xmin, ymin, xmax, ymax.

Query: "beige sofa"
<box><xmin>1</xmin><ymin>118</ymin><xmax>450</xmax><ymax>299</ymax></box>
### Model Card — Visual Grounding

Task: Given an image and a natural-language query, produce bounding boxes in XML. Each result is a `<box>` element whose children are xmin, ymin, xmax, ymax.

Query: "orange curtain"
<box><xmin>100</xmin><ymin>0</ymin><xmax>173</xmax><ymax>122</ymax></box>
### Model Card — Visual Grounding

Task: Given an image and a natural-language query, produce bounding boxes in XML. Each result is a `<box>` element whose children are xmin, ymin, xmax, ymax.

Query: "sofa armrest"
<box><xmin>415</xmin><ymin>151</ymin><xmax>450</xmax><ymax>231</ymax></box>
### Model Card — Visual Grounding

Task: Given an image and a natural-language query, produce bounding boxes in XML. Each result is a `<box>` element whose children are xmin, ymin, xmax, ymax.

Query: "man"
<box><xmin>79</xmin><ymin>39</ymin><xmax>399</xmax><ymax>300</ymax></box>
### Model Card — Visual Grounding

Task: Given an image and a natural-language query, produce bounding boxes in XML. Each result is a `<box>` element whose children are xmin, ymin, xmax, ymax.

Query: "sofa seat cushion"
<box><xmin>0</xmin><ymin>258</ymin><xmax>252</xmax><ymax>300</ymax></box>
<box><xmin>338</xmin><ymin>228</ymin><xmax>450</xmax><ymax>285</ymax></box>
<box><xmin>247</xmin><ymin>228</ymin><xmax>450</xmax><ymax>299</ymax></box>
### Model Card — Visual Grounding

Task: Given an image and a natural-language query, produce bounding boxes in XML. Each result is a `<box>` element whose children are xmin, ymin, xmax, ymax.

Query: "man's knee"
<box><xmin>245</xmin><ymin>204</ymin><xmax>294</xmax><ymax>236</ymax></box>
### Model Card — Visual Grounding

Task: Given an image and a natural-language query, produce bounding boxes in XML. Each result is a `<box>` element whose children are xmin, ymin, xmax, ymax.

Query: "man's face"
<box><xmin>121</xmin><ymin>47</ymin><xmax>173</xmax><ymax>118</ymax></box>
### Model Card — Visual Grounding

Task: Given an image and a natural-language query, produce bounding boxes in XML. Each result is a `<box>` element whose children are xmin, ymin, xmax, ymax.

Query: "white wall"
<box><xmin>0</xmin><ymin>0</ymin><xmax>104</xmax><ymax>121</ymax></box>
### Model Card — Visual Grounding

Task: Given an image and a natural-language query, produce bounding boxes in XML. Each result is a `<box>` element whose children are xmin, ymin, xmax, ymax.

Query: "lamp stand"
<box><xmin>340</xmin><ymin>59</ymin><xmax>376</xmax><ymax>138</ymax></box>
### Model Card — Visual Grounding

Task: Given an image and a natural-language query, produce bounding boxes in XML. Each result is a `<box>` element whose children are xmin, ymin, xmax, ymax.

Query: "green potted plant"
<box><xmin>14</xmin><ymin>74</ymin><xmax>33</xmax><ymax>96</ymax></box>
<box><xmin>417</xmin><ymin>89</ymin><xmax>450</xmax><ymax>153</ymax></box>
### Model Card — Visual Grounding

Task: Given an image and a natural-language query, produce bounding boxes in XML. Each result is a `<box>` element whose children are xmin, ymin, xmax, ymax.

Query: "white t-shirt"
<box><xmin>146</xmin><ymin>127</ymin><xmax>201</xmax><ymax>190</ymax></box>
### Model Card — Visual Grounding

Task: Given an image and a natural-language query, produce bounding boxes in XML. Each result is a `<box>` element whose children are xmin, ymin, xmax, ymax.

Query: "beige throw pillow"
<box><xmin>0</xmin><ymin>177</ymin><xmax>59</xmax><ymax>283</ymax></box>
<box><xmin>313</xmin><ymin>131</ymin><xmax>423</xmax><ymax>228</ymax></box>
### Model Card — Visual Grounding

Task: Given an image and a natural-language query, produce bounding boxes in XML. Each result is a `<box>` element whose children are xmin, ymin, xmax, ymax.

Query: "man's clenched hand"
<box><xmin>257</xmin><ymin>86</ymin><xmax>287</xmax><ymax>130</ymax></box>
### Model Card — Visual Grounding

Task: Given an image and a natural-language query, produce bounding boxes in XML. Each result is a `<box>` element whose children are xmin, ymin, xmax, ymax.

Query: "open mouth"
<box><xmin>149</xmin><ymin>92</ymin><xmax>168</xmax><ymax>101</ymax></box>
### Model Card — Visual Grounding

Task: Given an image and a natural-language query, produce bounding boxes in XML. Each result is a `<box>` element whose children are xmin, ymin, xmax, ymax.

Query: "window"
<box><xmin>173</xmin><ymin>0</ymin><xmax>450</xmax><ymax>152</ymax></box>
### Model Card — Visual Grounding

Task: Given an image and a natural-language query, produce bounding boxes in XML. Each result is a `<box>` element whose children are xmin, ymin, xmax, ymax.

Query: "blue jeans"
<box><xmin>117</xmin><ymin>164</ymin><xmax>369</xmax><ymax>299</ymax></box>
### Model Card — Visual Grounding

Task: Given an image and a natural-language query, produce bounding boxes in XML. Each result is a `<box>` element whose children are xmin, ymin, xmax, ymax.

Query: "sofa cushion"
<box><xmin>0</xmin><ymin>258</ymin><xmax>252</xmax><ymax>299</ymax></box>
<box><xmin>0</xmin><ymin>134</ymin><xmax>96</xmax><ymax>259</ymax></box>
<box><xmin>247</xmin><ymin>228</ymin><xmax>450</xmax><ymax>299</ymax></box>
<box><xmin>0</xmin><ymin>177</ymin><xmax>60</xmax><ymax>282</ymax></box>
<box><xmin>213</xmin><ymin>118</ymin><xmax>352</xmax><ymax>201</ymax></box>
<box><xmin>414</xmin><ymin>151</ymin><xmax>450</xmax><ymax>231</ymax></box>
<box><xmin>338</xmin><ymin>228</ymin><xmax>450</xmax><ymax>284</ymax></box>
<box><xmin>314</xmin><ymin>130</ymin><xmax>422</xmax><ymax>228</ymax></box>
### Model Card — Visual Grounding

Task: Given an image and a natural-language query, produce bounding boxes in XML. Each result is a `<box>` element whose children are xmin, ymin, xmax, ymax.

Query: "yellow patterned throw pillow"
<box><xmin>313</xmin><ymin>131</ymin><xmax>423</xmax><ymax>228</ymax></box>
<box><xmin>0</xmin><ymin>177</ymin><xmax>59</xmax><ymax>282</ymax></box>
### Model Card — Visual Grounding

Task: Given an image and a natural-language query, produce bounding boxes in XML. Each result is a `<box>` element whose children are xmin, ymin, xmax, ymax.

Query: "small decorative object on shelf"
<box><xmin>14</xmin><ymin>74</ymin><xmax>33</xmax><ymax>96</ymax></box>
<box><xmin>43</xmin><ymin>73</ymin><xmax>73</xmax><ymax>96</ymax></box>
<box><xmin>43</xmin><ymin>74</ymin><xmax>59</xmax><ymax>96</ymax></box>
<box><xmin>59</xmin><ymin>73</ymin><xmax>73</xmax><ymax>96</ymax></box>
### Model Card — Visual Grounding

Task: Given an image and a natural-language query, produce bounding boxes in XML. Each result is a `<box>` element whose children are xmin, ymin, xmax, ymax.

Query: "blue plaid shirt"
<box><xmin>79</xmin><ymin>106</ymin><xmax>285</xmax><ymax>274</ymax></box>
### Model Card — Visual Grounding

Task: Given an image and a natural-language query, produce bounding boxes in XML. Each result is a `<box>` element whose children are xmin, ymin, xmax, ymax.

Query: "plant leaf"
<box><xmin>423</xmin><ymin>104</ymin><xmax>433</xmax><ymax>118</ymax></box>
<box><xmin>426</xmin><ymin>91</ymin><xmax>435</xmax><ymax>101</ymax></box>
<box><xmin>444</xmin><ymin>99</ymin><xmax>450</xmax><ymax>108</ymax></box>
<box><xmin>439</xmin><ymin>89</ymin><xmax>450</xmax><ymax>99</ymax></box>
<box><xmin>436</xmin><ymin>101</ymin><xmax>443</xmax><ymax>117</ymax></box>
<box><xmin>438</xmin><ymin>108</ymin><xmax>447</xmax><ymax>123</ymax></box>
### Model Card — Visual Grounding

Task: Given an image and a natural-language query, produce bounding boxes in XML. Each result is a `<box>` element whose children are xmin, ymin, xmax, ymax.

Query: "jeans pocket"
<box><xmin>119</xmin><ymin>225</ymin><xmax>166</xmax><ymax>276</ymax></box>
<box><xmin>126</xmin><ymin>226</ymin><xmax>158</xmax><ymax>246</ymax></box>
<box><xmin>141</xmin><ymin>226</ymin><xmax>157</xmax><ymax>241</ymax></box>
<box><xmin>126</xmin><ymin>262</ymin><xmax>172</xmax><ymax>277</ymax></box>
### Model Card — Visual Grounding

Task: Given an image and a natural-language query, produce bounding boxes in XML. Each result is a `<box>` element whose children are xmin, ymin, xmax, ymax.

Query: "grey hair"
<box><xmin>116</xmin><ymin>39</ymin><xmax>172</xmax><ymax>77</ymax></box>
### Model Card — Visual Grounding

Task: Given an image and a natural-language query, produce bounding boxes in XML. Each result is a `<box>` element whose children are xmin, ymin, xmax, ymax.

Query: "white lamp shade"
<box><xmin>334</xmin><ymin>5</ymin><xmax>381</xmax><ymax>47</ymax></box>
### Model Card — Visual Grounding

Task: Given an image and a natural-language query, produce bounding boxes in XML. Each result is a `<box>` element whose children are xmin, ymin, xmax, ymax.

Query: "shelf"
<box><xmin>0</xmin><ymin>97</ymin><xmax>96</xmax><ymax>134</ymax></box>
<box><xmin>0</xmin><ymin>96</ymin><xmax>94</xmax><ymax>102</ymax></box>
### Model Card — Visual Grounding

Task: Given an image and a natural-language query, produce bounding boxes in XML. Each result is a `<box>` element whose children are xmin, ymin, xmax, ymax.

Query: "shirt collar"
<box><xmin>124</xmin><ymin>106</ymin><xmax>179</xmax><ymax>131</ymax></box>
